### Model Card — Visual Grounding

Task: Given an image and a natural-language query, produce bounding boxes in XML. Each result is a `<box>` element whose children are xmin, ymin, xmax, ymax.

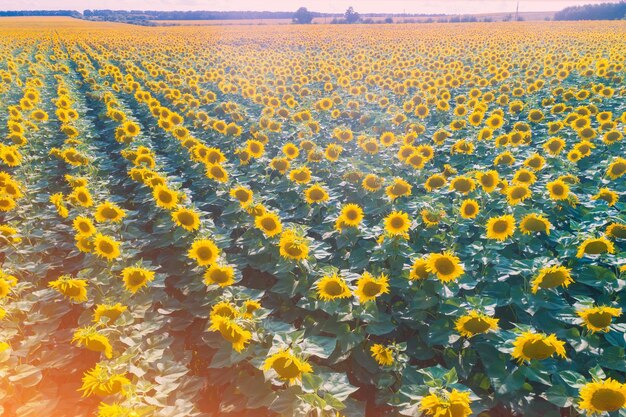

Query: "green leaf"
<box><xmin>544</xmin><ymin>384</ymin><xmax>571</xmax><ymax>407</ymax></box>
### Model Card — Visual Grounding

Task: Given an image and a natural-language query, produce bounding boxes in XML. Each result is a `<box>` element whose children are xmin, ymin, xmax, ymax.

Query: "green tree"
<box><xmin>345</xmin><ymin>6</ymin><xmax>360</xmax><ymax>23</ymax></box>
<box><xmin>293</xmin><ymin>7</ymin><xmax>313</xmax><ymax>24</ymax></box>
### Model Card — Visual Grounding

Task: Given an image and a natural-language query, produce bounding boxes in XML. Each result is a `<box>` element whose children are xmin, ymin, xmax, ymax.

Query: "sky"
<box><xmin>0</xmin><ymin>0</ymin><xmax>621</xmax><ymax>14</ymax></box>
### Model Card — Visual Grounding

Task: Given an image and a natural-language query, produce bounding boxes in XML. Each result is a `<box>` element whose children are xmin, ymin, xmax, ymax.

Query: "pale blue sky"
<box><xmin>0</xmin><ymin>0</ymin><xmax>621</xmax><ymax>14</ymax></box>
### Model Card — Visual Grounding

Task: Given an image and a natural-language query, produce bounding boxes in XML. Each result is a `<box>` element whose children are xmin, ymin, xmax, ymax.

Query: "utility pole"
<box><xmin>515</xmin><ymin>1</ymin><xmax>519</xmax><ymax>21</ymax></box>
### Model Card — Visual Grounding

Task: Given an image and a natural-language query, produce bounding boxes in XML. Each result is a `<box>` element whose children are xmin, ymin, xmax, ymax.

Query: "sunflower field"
<box><xmin>0</xmin><ymin>16</ymin><xmax>625</xmax><ymax>417</ymax></box>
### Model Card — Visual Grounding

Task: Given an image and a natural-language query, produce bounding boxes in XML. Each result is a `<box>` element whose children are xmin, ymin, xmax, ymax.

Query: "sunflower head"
<box><xmin>263</xmin><ymin>349</ymin><xmax>313</xmax><ymax>384</ymax></box>
<box><xmin>531</xmin><ymin>265</ymin><xmax>573</xmax><ymax>294</ymax></box>
<box><xmin>579</xmin><ymin>378</ymin><xmax>626</xmax><ymax>414</ymax></box>
<box><xmin>455</xmin><ymin>311</ymin><xmax>499</xmax><ymax>338</ymax></box>
<box><xmin>426</xmin><ymin>252</ymin><xmax>464</xmax><ymax>283</ymax></box>
<box><xmin>188</xmin><ymin>238</ymin><xmax>220</xmax><ymax>266</ymax></box>
<box><xmin>576</xmin><ymin>237</ymin><xmax>615</xmax><ymax>258</ymax></box>
<box><xmin>316</xmin><ymin>273</ymin><xmax>351</xmax><ymax>301</ymax></box>
<box><xmin>420</xmin><ymin>389</ymin><xmax>473</xmax><ymax>417</ymax></box>
<box><xmin>577</xmin><ymin>306</ymin><xmax>622</xmax><ymax>333</ymax></box>
<box><xmin>355</xmin><ymin>272</ymin><xmax>390</xmax><ymax>303</ymax></box>
<box><xmin>370</xmin><ymin>344</ymin><xmax>394</xmax><ymax>366</ymax></box>
<box><xmin>511</xmin><ymin>331</ymin><xmax>566</xmax><ymax>364</ymax></box>
<box><xmin>486</xmin><ymin>215</ymin><xmax>516</xmax><ymax>241</ymax></box>
<box><xmin>209</xmin><ymin>316</ymin><xmax>252</xmax><ymax>352</ymax></box>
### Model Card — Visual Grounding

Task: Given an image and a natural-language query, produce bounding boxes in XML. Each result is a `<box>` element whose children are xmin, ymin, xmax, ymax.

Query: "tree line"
<box><xmin>554</xmin><ymin>1</ymin><xmax>626</xmax><ymax>20</ymax></box>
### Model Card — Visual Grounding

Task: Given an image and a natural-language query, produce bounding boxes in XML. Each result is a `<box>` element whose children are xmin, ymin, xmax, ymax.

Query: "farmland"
<box><xmin>0</xmin><ymin>16</ymin><xmax>625</xmax><ymax>417</ymax></box>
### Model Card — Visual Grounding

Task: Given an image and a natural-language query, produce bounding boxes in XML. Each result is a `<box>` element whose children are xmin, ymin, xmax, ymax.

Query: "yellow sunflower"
<box><xmin>121</xmin><ymin>266</ymin><xmax>155</xmax><ymax>294</ymax></box>
<box><xmin>384</xmin><ymin>211</ymin><xmax>411</xmax><ymax>237</ymax></box>
<box><xmin>420</xmin><ymin>389</ymin><xmax>472</xmax><ymax>417</ymax></box>
<box><xmin>229</xmin><ymin>186</ymin><xmax>253</xmax><ymax>207</ymax></box>
<box><xmin>278</xmin><ymin>229</ymin><xmax>309</xmax><ymax>261</ymax></box>
<box><xmin>531</xmin><ymin>265</ymin><xmax>573</xmax><ymax>294</ymax></box>
<box><xmin>519</xmin><ymin>213</ymin><xmax>551</xmax><ymax>235</ymax></box>
<box><xmin>385</xmin><ymin>178</ymin><xmax>412</xmax><ymax>201</ymax></box>
<box><xmin>204</xmin><ymin>264</ymin><xmax>235</xmax><ymax>287</ymax></box>
<box><xmin>172</xmin><ymin>207</ymin><xmax>201</xmax><ymax>231</ymax></box>
<box><xmin>592</xmin><ymin>188</ymin><xmax>618</xmax><ymax>207</ymax></box>
<box><xmin>188</xmin><ymin>238</ymin><xmax>220</xmax><ymax>266</ymax></box>
<box><xmin>209</xmin><ymin>316</ymin><xmax>252</xmax><ymax>353</ymax></box>
<box><xmin>362</xmin><ymin>173</ymin><xmax>383</xmax><ymax>192</ymax></box>
<box><xmin>606</xmin><ymin>222</ymin><xmax>626</xmax><ymax>239</ymax></box>
<box><xmin>459</xmin><ymin>199</ymin><xmax>480</xmax><ymax>219</ymax></box>
<box><xmin>486</xmin><ymin>215</ymin><xmax>516</xmax><ymax>241</ymax></box>
<box><xmin>546</xmin><ymin>179</ymin><xmax>570</xmax><ymax>201</ymax></box>
<box><xmin>93</xmin><ymin>234</ymin><xmax>121</xmax><ymax>261</ymax></box>
<box><xmin>73</xmin><ymin>216</ymin><xmax>97</xmax><ymax>237</ymax></box>
<box><xmin>304</xmin><ymin>183</ymin><xmax>329</xmax><ymax>205</ymax></box>
<box><xmin>370</xmin><ymin>344</ymin><xmax>394</xmax><ymax>366</ymax></box>
<box><xmin>255</xmin><ymin>212</ymin><xmax>283</xmax><ymax>237</ymax></box>
<box><xmin>409</xmin><ymin>258</ymin><xmax>429</xmax><ymax>281</ymax></box>
<box><xmin>578</xmin><ymin>378</ymin><xmax>626</xmax><ymax>414</ymax></box>
<box><xmin>48</xmin><ymin>275</ymin><xmax>88</xmax><ymax>303</ymax></box>
<box><xmin>93</xmin><ymin>303</ymin><xmax>127</xmax><ymax>324</ymax></box>
<box><xmin>355</xmin><ymin>272</ymin><xmax>390</xmax><ymax>303</ymax></box>
<box><xmin>577</xmin><ymin>306</ymin><xmax>622</xmax><ymax>333</ymax></box>
<box><xmin>424</xmin><ymin>174</ymin><xmax>447</xmax><ymax>192</ymax></box>
<box><xmin>476</xmin><ymin>170</ymin><xmax>499</xmax><ymax>193</ymax></box>
<box><xmin>79</xmin><ymin>364</ymin><xmax>130</xmax><ymax>397</ymax></box>
<box><xmin>450</xmin><ymin>176</ymin><xmax>476</xmax><ymax>195</ymax></box>
<box><xmin>152</xmin><ymin>186</ymin><xmax>179</xmax><ymax>210</ymax></box>
<box><xmin>335</xmin><ymin>203</ymin><xmax>364</xmax><ymax>230</ymax></box>
<box><xmin>426</xmin><ymin>252</ymin><xmax>464</xmax><ymax>283</ymax></box>
<box><xmin>576</xmin><ymin>236</ymin><xmax>615</xmax><ymax>258</ymax></box>
<box><xmin>94</xmin><ymin>201</ymin><xmax>126</xmax><ymax>223</ymax></box>
<box><xmin>455</xmin><ymin>311</ymin><xmax>499</xmax><ymax>337</ymax></box>
<box><xmin>511</xmin><ymin>331</ymin><xmax>566</xmax><ymax>364</ymax></box>
<box><xmin>263</xmin><ymin>349</ymin><xmax>312</xmax><ymax>384</ymax></box>
<box><xmin>72</xmin><ymin>327</ymin><xmax>113</xmax><ymax>359</ymax></box>
<box><xmin>316</xmin><ymin>273</ymin><xmax>351</xmax><ymax>301</ymax></box>
<box><xmin>606</xmin><ymin>157</ymin><xmax>626</xmax><ymax>180</ymax></box>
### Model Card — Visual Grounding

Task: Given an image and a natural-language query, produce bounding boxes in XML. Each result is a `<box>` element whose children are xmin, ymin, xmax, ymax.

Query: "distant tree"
<box><xmin>293</xmin><ymin>7</ymin><xmax>313</xmax><ymax>24</ymax></box>
<box><xmin>345</xmin><ymin>7</ymin><xmax>360</xmax><ymax>23</ymax></box>
<box><xmin>554</xmin><ymin>1</ymin><xmax>626</xmax><ymax>20</ymax></box>
<box><xmin>384</xmin><ymin>16</ymin><xmax>393</xmax><ymax>23</ymax></box>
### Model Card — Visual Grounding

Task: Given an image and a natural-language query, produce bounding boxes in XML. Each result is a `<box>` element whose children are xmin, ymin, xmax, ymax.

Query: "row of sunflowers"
<box><xmin>0</xmin><ymin>17</ymin><xmax>625</xmax><ymax>417</ymax></box>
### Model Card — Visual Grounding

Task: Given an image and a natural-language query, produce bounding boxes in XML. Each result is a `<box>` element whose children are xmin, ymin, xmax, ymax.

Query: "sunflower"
<box><xmin>206</xmin><ymin>163</ymin><xmax>229</xmax><ymax>183</ymax></box>
<box><xmin>385</xmin><ymin>178</ymin><xmax>412</xmax><ymax>201</ymax></box>
<box><xmin>576</xmin><ymin>236</ymin><xmax>615</xmax><ymax>258</ymax></box>
<box><xmin>578</xmin><ymin>378</ymin><xmax>626</xmax><ymax>414</ymax></box>
<box><xmin>73</xmin><ymin>216</ymin><xmax>97</xmax><ymax>237</ymax></box>
<box><xmin>93</xmin><ymin>303</ymin><xmax>127</xmax><ymax>324</ymax></box>
<box><xmin>336</xmin><ymin>203</ymin><xmax>363</xmax><ymax>230</ymax></box>
<box><xmin>409</xmin><ymin>258</ymin><xmax>430</xmax><ymax>281</ymax></box>
<box><xmin>543</xmin><ymin>137</ymin><xmax>566</xmax><ymax>155</ymax></box>
<box><xmin>450</xmin><ymin>176</ymin><xmax>476</xmax><ymax>195</ymax></box>
<box><xmin>171</xmin><ymin>207</ymin><xmax>201</xmax><ymax>231</ymax></box>
<box><xmin>577</xmin><ymin>306</ymin><xmax>622</xmax><ymax>333</ymax></box>
<box><xmin>370</xmin><ymin>344</ymin><xmax>394</xmax><ymax>366</ymax></box>
<box><xmin>511</xmin><ymin>331</ymin><xmax>566</xmax><ymax>363</ymax></box>
<box><xmin>486</xmin><ymin>215</ymin><xmax>515</xmax><ymax>241</ymax></box>
<box><xmin>476</xmin><ymin>170</ymin><xmax>499</xmax><ymax>193</ymax></box>
<box><xmin>355</xmin><ymin>272</ymin><xmax>390</xmax><ymax>303</ymax></box>
<box><xmin>455</xmin><ymin>311</ymin><xmax>499</xmax><ymax>337</ymax></box>
<box><xmin>242</xmin><ymin>300</ymin><xmax>261</xmax><ymax>319</ymax></box>
<box><xmin>94</xmin><ymin>201</ymin><xmax>126</xmax><ymax>223</ymax></box>
<box><xmin>592</xmin><ymin>188</ymin><xmax>618</xmax><ymax>207</ymax></box>
<box><xmin>270</xmin><ymin>157</ymin><xmax>290</xmax><ymax>174</ymax></box>
<box><xmin>507</xmin><ymin>185</ymin><xmax>531</xmax><ymax>205</ymax></box>
<box><xmin>204</xmin><ymin>264</ymin><xmax>235</xmax><ymax>287</ymax></box>
<box><xmin>228</xmin><ymin>186</ymin><xmax>253</xmax><ymax>208</ymax></box>
<box><xmin>304</xmin><ymin>183</ymin><xmax>329</xmax><ymax>205</ymax></box>
<box><xmin>188</xmin><ymin>238</ymin><xmax>220</xmax><ymax>266</ymax></box>
<box><xmin>424</xmin><ymin>174</ymin><xmax>447</xmax><ymax>192</ymax></box>
<box><xmin>263</xmin><ymin>349</ymin><xmax>313</xmax><ymax>384</ymax></box>
<box><xmin>121</xmin><ymin>266</ymin><xmax>155</xmax><ymax>294</ymax></box>
<box><xmin>72</xmin><ymin>327</ymin><xmax>113</xmax><ymax>359</ymax></box>
<box><xmin>421</xmin><ymin>209</ymin><xmax>445</xmax><ymax>228</ymax></box>
<box><xmin>48</xmin><ymin>275</ymin><xmax>88</xmax><ymax>303</ymax></box>
<box><xmin>420</xmin><ymin>389</ymin><xmax>472</xmax><ymax>417</ymax></box>
<box><xmin>316</xmin><ymin>273</ymin><xmax>352</xmax><ymax>301</ymax></box>
<box><xmin>92</xmin><ymin>234</ymin><xmax>121</xmax><ymax>261</ymax></box>
<box><xmin>255</xmin><ymin>212</ymin><xmax>283</xmax><ymax>237</ymax></box>
<box><xmin>426</xmin><ymin>252</ymin><xmax>464</xmax><ymax>283</ymax></box>
<box><xmin>289</xmin><ymin>166</ymin><xmax>312</xmax><ymax>184</ymax></box>
<box><xmin>460</xmin><ymin>199</ymin><xmax>479</xmax><ymax>219</ymax></box>
<box><xmin>79</xmin><ymin>364</ymin><xmax>130</xmax><ymax>397</ymax></box>
<box><xmin>362</xmin><ymin>174</ymin><xmax>383</xmax><ymax>192</ymax></box>
<box><xmin>519</xmin><ymin>213</ymin><xmax>551</xmax><ymax>235</ymax></box>
<box><xmin>384</xmin><ymin>211</ymin><xmax>410</xmax><ymax>237</ymax></box>
<box><xmin>152</xmin><ymin>186</ymin><xmax>178</xmax><ymax>210</ymax></box>
<box><xmin>278</xmin><ymin>229</ymin><xmax>309</xmax><ymax>261</ymax></box>
<box><xmin>209</xmin><ymin>316</ymin><xmax>252</xmax><ymax>352</ymax></box>
<box><xmin>606</xmin><ymin>158</ymin><xmax>626</xmax><ymax>180</ymax></box>
<box><xmin>512</xmin><ymin>169</ymin><xmax>536</xmax><ymax>185</ymax></box>
<box><xmin>606</xmin><ymin>222</ymin><xmax>626</xmax><ymax>239</ymax></box>
<box><xmin>210</xmin><ymin>301</ymin><xmax>238</xmax><ymax>321</ymax></box>
<box><xmin>282</xmin><ymin>143</ymin><xmax>300</xmax><ymax>159</ymax></box>
<box><xmin>531</xmin><ymin>265</ymin><xmax>573</xmax><ymax>294</ymax></box>
<box><xmin>69</xmin><ymin>186</ymin><xmax>93</xmax><ymax>208</ymax></box>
